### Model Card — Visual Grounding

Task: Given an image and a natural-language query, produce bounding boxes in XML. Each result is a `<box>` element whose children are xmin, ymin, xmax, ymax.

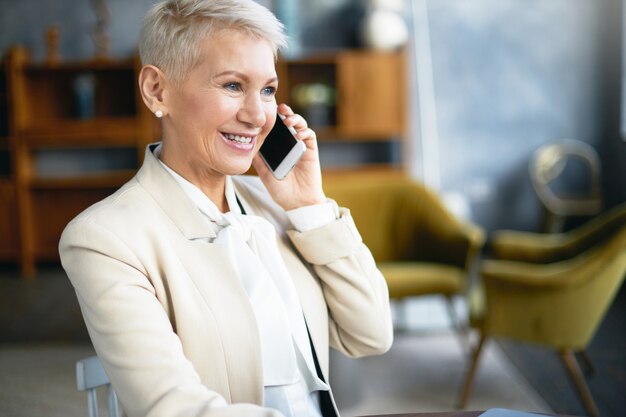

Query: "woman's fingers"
<box><xmin>276</xmin><ymin>105</ymin><xmax>317</xmax><ymax>150</ymax></box>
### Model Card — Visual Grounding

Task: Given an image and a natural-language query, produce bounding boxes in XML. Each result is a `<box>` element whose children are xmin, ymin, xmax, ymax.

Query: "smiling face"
<box><xmin>159</xmin><ymin>29</ymin><xmax>278</xmax><ymax>188</ymax></box>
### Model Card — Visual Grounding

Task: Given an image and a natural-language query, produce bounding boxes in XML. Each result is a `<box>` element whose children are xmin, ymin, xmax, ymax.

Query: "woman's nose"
<box><xmin>238</xmin><ymin>94</ymin><xmax>266</xmax><ymax>127</ymax></box>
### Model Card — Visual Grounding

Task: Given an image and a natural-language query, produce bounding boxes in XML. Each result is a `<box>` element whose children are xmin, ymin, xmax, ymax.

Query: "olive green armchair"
<box><xmin>324</xmin><ymin>173</ymin><xmax>485</xmax><ymax>332</ymax></box>
<box><xmin>458</xmin><ymin>202</ymin><xmax>626</xmax><ymax>417</ymax></box>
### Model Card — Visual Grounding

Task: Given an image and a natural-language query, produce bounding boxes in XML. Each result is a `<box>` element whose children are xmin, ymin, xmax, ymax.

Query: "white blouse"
<box><xmin>155</xmin><ymin>146</ymin><xmax>334</xmax><ymax>417</ymax></box>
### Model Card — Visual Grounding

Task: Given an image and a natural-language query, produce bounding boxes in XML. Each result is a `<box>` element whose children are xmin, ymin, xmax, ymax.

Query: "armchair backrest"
<box><xmin>529</xmin><ymin>138</ymin><xmax>602</xmax><ymax>217</ymax></box>
<box><xmin>324</xmin><ymin>175</ymin><xmax>472</xmax><ymax>268</ymax></box>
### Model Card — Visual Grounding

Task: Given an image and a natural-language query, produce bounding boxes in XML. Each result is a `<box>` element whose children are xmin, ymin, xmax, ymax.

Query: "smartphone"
<box><xmin>259</xmin><ymin>113</ymin><xmax>307</xmax><ymax>180</ymax></box>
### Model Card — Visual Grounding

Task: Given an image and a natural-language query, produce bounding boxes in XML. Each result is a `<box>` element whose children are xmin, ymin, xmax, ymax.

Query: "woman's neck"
<box><xmin>198</xmin><ymin>180</ymin><xmax>229</xmax><ymax>213</ymax></box>
<box><xmin>159</xmin><ymin>144</ymin><xmax>229</xmax><ymax>213</ymax></box>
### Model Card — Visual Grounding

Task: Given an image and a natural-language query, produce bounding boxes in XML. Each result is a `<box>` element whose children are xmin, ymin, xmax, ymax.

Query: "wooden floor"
<box><xmin>1</xmin><ymin>262</ymin><xmax>624</xmax><ymax>417</ymax></box>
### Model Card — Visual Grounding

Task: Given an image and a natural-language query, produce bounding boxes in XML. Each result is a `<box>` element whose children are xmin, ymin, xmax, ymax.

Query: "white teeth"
<box><xmin>224</xmin><ymin>133</ymin><xmax>252</xmax><ymax>144</ymax></box>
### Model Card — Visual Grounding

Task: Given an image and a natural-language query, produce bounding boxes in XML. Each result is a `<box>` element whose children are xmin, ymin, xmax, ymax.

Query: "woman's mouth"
<box><xmin>221</xmin><ymin>132</ymin><xmax>256</xmax><ymax>150</ymax></box>
<box><xmin>223</xmin><ymin>133</ymin><xmax>253</xmax><ymax>144</ymax></box>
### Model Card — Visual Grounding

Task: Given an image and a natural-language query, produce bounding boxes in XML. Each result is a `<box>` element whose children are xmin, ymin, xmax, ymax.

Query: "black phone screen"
<box><xmin>259</xmin><ymin>115</ymin><xmax>298</xmax><ymax>170</ymax></box>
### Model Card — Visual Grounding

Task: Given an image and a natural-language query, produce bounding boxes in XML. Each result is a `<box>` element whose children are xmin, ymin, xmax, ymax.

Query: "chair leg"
<box><xmin>445</xmin><ymin>295</ymin><xmax>471</xmax><ymax>355</ymax></box>
<box><xmin>576</xmin><ymin>349</ymin><xmax>596</xmax><ymax>377</ymax></box>
<box><xmin>108</xmin><ymin>385</ymin><xmax>120</xmax><ymax>417</ymax></box>
<box><xmin>560</xmin><ymin>349</ymin><xmax>600</xmax><ymax>417</ymax></box>
<box><xmin>88</xmin><ymin>389</ymin><xmax>99</xmax><ymax>417</ymax></box>
<box><xmin>457</xmin><ymin>332</ymin><xmax>487</xmax><ymax>409</ymax></box>
<box><xmin>444</xmin><ymin>295</ymin><xmax>458</xmax><ymax>325</ymax></box>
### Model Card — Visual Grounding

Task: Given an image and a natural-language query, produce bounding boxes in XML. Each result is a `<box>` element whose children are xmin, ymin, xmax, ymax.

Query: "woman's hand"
<box><xmin>252</xmin><ymin>103</ymin><xmax>326</xmax><ymax>211</ymax></box>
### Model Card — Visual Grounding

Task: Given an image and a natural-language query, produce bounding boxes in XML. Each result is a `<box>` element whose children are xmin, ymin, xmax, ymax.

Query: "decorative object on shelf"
<box><xmin>73</xmin><ymin>73</ymin><xmax>97</xmax><ymax>119</ymax></box>
<box><xmin>291</xmin><ymin>82</ymin><xmax>336</xmax><ymax>127</ymax></box>
<box><xmin>360</xmin><ymin>0</ymin><xmax>408</xmax><ymax>51</ymax></box>
<box><xmin>91</xmin><ymin>0</ymin><xmax>111</xmax><ymax>59</ymax></box>
<box><xmin>45</xmin><ymin>25</ymin><xmax>60</xmax><ymax>65</ymax></box>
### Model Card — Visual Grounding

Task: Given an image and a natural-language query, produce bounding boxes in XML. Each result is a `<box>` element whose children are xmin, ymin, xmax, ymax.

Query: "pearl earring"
<box><xmin>155</xmin><ymin>110</ymin><xmax>163</xmax><ymax>118</ymax></box>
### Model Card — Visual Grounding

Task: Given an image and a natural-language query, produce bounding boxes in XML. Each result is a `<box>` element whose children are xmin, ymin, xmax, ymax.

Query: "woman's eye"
<box><xmin>224</xmin><ymin>82</ymin><xmax>241</xmax><ymax>91</ymax></box>
<box><xmin>262</xmin><ymin>86</ymin><xmax>276</xmax><ymax>96</ymax></box>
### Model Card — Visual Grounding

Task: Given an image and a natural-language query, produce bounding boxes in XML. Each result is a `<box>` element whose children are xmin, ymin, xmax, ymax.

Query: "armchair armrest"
<box><xmin>489</xmin><ymin>230</ymin><xmax>569</xmax><ymax>263</ymax></box>
<box><xmin>490</xmin><ymin>202</ymin><xmax>626</xmax><ymax>263</ymax></box>
<box><xmin>481</xmin><ymin>257</ymin><xmax>592</xmax><ymax>289</ymax></box>
<box><xmin>482</xmin><ymin>225</ymin><xmax>626</xmax><ymax>289</ymax></box>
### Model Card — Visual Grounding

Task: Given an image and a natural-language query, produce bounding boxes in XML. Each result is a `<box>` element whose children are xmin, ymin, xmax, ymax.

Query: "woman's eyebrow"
<box><xmin>215</xmin><ymin>70</ymin><xmax>247</xmax><ymax>79</ymax></box>
<box><xmin>215</xmin><ymin>70</ymin><xmax>278</xmax><ymax>84</ymax></box>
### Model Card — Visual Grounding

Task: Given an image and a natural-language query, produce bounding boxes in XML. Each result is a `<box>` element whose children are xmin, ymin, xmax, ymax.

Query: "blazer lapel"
<box><xmin>136</xmin><ymin>143</ymin><xmax>216</xmax><ymax>240</ymax></box>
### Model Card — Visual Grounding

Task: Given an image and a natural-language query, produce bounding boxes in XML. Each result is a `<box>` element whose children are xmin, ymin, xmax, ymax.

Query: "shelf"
<box><xmin>24</xmin><ymin>57</ymin><xmax>135</xmax><ymax>73</ymax></box>
<box><xmin>281</xmin><ymin>50</ymin><xmax>339</xmax><ymax>65</ymax></box>
<box><xmin>30</xmin><ymin>169</ymin><xmax>136</xmax><ymax>189</ymax></box>
<box><xmin>315</xmin><ymin>127</ymin><xmax>403</xmax><ymax>142</ymax></box>
<box><xmin>323</xmin><ymin>163</ymin><xmax>404</xmax><ymax>174</ymax></box>
<box><xmin>21</xmin><ymin>117</ymin><xmax>140</xmax><ymax>147</ymax></box>
<box><xmin>279</xmin><ymin>50</ymin><xmax>405</xmax><ymax>141</ymax></box>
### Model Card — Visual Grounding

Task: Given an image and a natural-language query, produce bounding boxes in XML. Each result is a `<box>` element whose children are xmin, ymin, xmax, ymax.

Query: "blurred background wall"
<box><xmin>1</xmin><ymin>0</ymin><xmax>624</xmax><ymax>234</ymax></box>
<box><xmin>414</xmin><ymin>0</ymin><xmax>625</xmax><ymax>232</ymax></box>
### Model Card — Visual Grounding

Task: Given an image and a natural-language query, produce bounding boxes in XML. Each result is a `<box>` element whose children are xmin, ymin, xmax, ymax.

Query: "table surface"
<box><xmin>357</xmin><ymin>412</ymin><xmax>482</xmax><ymax>417</ymax></box>
<box><xmin>356</xmin><ymin>411</ymin><xmax>581</xmax><ymax>417</ymax></box>
<box><xmin>357</xmin><ymin>412</ymin><xmax>481</xmax><ymax>417</ymax></box>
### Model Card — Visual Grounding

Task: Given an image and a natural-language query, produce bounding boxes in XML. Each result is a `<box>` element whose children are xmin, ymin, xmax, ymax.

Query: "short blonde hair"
<box><xmin>139</xmin><ymin>0</ymin><xmax>287</xmax><ymax>86</ymax></box>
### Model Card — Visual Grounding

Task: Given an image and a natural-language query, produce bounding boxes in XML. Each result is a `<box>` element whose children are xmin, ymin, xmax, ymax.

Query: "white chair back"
<box><xmin>76</xmin><ymin>356</ymin><xmax>120</xmax><ymax>417</ymax></box>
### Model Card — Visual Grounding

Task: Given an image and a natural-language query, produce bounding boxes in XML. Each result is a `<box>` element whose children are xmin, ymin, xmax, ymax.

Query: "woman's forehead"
<box><xmin>195</xmin><ymin>30</ymin><xmax>276</xmax><ymax>71</ymax></box>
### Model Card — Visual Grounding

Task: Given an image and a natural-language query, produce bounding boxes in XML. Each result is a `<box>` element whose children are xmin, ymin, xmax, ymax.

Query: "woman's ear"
<box><xmin>139</xmin><ymin>65</ymin><xmax>168</xmax><ymax>117</ymax></box>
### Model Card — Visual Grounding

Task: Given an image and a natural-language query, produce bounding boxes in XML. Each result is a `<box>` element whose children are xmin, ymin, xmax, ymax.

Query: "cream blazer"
<box><xmin>59</xmin><ymin>144</ymin><xmax>393</xmax><ymax>417</ymax></box>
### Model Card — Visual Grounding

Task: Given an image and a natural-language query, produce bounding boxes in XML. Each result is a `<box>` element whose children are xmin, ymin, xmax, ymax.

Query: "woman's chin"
<box><xmin>232</xmin><ymin>167</ymin><xmax>253</xmax><ymax>176</ymax></box>
<box><xmin>225</xmin><ymin>161</ymin><xmax>254</xmax><ymax>176</ymax></box>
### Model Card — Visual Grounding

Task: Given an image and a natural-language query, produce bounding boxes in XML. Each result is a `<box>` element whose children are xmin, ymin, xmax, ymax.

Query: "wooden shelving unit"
<box><xmin>2</xmin><ymin>46</ymin><xmax>406</xmax><ymax>277</ymax></box>
<box><xmin>276</xmin><ymin>49</ymin><xmax>406</xmax><ymax>141</ymax></box>
<box><xmin>0</xmin><ymin>55</ymin><xmax>20</xmax><ymax>262</ymax></box>
<box><xmin>3</xmin><ymin>46</ymin><xmax>158</xmax><ymax>277</ymax></box>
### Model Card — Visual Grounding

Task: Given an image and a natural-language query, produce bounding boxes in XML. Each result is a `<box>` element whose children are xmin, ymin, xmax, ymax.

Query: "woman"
<box><xmin>59</xmin><ymin>0</ymin><xmax>393</xmax><ymax>416</ymax></box>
